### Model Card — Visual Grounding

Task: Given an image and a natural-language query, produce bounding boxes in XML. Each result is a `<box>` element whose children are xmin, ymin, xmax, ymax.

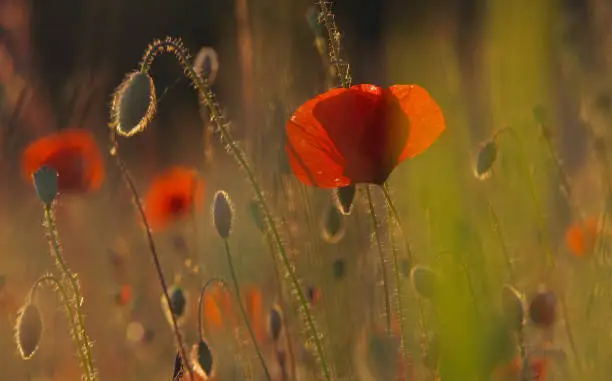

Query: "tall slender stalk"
<box><xmin>138</xmin><ymin>37</ymin><xmax>330</xmax><ymax>380</ymax></box>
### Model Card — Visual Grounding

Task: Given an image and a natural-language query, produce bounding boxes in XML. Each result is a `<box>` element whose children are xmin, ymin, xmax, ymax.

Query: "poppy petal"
<box><xmin>387</xmin><ymin>85</ymin><xmax>446</xmax><ymax>163</ymax></box>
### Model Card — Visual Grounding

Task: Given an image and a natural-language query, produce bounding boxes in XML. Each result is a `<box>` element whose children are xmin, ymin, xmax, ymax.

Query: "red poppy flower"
<box><xmin>21</xmin><ymin>128</ymin><xmax>105</xmax><ymax>193</ymax></box>
<box><xmin>143</xmin><ymin>167</ymin><xmax>204</xmax><ymax>231</ymax></box>
<box><xmin>286</xmin><ymin>84</ymin><xmax>446</xmax><ymax>187</ymax></box>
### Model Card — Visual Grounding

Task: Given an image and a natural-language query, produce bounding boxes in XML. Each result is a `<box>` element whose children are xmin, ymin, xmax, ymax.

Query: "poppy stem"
<box><xmin>222</xmin><ymin>239</ymin><xmax>273</xmax><ymax>380</ymax></box>
<box><xmin>138</xmin><ymin>37</ymin><xmax>332</xmax><ymax>381</ymax></box>
<box><xmin>365</xmin><ymin>186</ymin><xmax>392</xmax><ymax>335</ymax></box>
<box><xmin>197</xmin><ymin>277</ymin><xmax>227</xmax><ymax>342</ymax></box>
<box><xmin>487</xmin><ymin>202</ymin><xmax>517</xmax><ymax>285</ymax></box>
<box><xmin>28</xmin><ymin>273</ymin><xmax>91</xmax><ymax>380</ymax></box>
<box><xmin>42</xmin><ymin>205</ymin><xmax>96</xmax><ymax>381</ymax></box>
<box><xmin>108</xmin><ymin>138</ymin><xmax>194</xmax><ymax>381</ymax></box>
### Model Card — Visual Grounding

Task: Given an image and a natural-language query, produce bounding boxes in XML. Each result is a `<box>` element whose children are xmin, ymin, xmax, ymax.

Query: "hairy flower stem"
<box><xmin>223</xmin><ymin>240</ymin><xmax>272</xmax><ymax>380</ymax></box>
<box><xmin>109</xmin><ymin>138</ymin><xmax>193</xmax><ymax>380</ymax></box>
<box><xmin>139</xmin><ymin>37</ymin><xmax>331</xmax><ymax>380</ymax></box>
<box><xmin>492</xmin><ymin>126</ymin><xmax>582</xmax><ymax>371</ymax></box>
<box><xmin>29</xmin><ymin>274</ymin><xmax>90</xmax><ymax>378</ymax></box>
<box><xmin>43</xmin><ymin>206</ymin><xmax>96</xmax><ymax>381</ymax></box>
<box><xmin>365</xmin><ymin>186</ymin><xmax>392</xmax><ymax>334</ymax></box>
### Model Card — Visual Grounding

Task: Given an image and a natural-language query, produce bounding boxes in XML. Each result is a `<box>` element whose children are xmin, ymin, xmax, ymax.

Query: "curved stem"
<box><xmin>223</xmin><ymin>240</ymin><xmax>272</xmax><ymax>380</ymax></box>
<box><xmin>29</xmin><ymin>274</ymin><xmax>89</xmax><ymax>377</ymax></box>
<box><xmin>197</xmin><ymin>277</ymin><xmax>227</xmax><ymax>342</ymax></box>
<box><xmin>365</xmin><ymin>185</ymin><xmax>392</xmax><ymax>335</ymax></box>
<box><xmin>109</xmin><ymin>137</ymin><xmax>193</xmax><ymax>380</ymax></box>
<box><xmin>139</xmin><ymin>37</ymin><xmax>330</xmax><ymax>380</ymax></box>
<box><xmin>43</xmin><ymin>206</ymin><xmax>95</xmax><ymax>381</ymax></box>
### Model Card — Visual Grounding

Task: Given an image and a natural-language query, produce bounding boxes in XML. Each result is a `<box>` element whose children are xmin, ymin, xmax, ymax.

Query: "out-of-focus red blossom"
<box><xmin>286</xmin><ymin>84</ymin><xmax>446</xmax><ymax>187</ymax></box>
<box><xmin>565</xmin><ymin>217</ymin><xmax>599</xmax><ymax>258</ymax></box>
<box><xmin>143</xmin><ymin>167</ymin><xmax>204</xmax><ymax>231</ymax></box>
<box><xmin>21</xmin><ymin>128</ymin><xmax>105</xmax><ymax>193</ymax></box>
<box><xmin>492</xmin><ymin>355</ymin><xmax>548</xmax><ymax>381</ymax></box>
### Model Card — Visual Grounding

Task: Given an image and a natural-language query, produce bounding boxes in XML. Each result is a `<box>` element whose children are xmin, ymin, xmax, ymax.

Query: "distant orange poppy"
<box><xmin>21</xmin><ymin>128</ymin><xmax>104</xmax><ymax>193</ymax></box>
<box><xmin>565</xmin><ymin>217</ymin><xmax>599</xmax><ymax>257</ymax></box>
<box><xmin>143</xmin><ymin>167</ymin><xmax>204</xmax><ymax>231</ymax></box>
<box><xmin>199</xmin><ymin>283</ymin><xmax>233</xmax><ymax>330</ymax></box>
<box><xmin>286</xmin><ymin>84</ymin><xmax>445</xmax><ymax>187</ymax></box>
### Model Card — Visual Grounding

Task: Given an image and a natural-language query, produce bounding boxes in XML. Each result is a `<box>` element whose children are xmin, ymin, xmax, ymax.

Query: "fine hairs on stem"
<box><xmin>109</xmin><ymin>131</ymin><xmax>193</xmax><ymax>380</ymax></box>
<box><xmin>42</xmin><ymin>205</ymin><xmax>96</xmax><ymax>381</ymax></box>
<box><xmin>135</xmin><ymin>37</ymin><xmax>331</xmax><ymax>380</ymax></box>
<box><xmin>491</xmin><ymin>126</ymin><xmax>582</xmax><ymax>370</ymax></box>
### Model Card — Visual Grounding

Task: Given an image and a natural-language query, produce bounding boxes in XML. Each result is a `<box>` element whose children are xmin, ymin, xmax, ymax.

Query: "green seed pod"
<box><xmin>410</xmin><ymin>265</ymin><xmax>438</xmax><ymax>300</ymax></box>
<box><xmin>32</xmin><ymin>166</ymin><xmax>58</xmax><ymax>206</ymax></box>
<box><xmin>212</xmin><ymin>190</ymin><xmax>233</xmax><ymax>239</ymax></box>
<box><xmin>333</xmin><ymin>184</ymin><xmax>356</xmax><ymax>215</ymax></box>
<box><xmin>501</xmin><ymin>284</ymin><xmax>524</xmax><ymax>330</ymax></box>
<box><xmin>474</xmin><ymin>140</ymin><xmax>498</xmax><ymax>180</ymax></box>
<box><xmin>161</xmin><ymin>285</ymin><xmax>188</xmax><ymax>327</ymax></box>
<box><xmin>321</xmin><ymin>204</ymin><xmax>345</xmax><ymax>244</ymax></box>
<box><xmin>15</xmin><ymin>301</ymin><xmax>43</xmax><ymax>360</ymax></box>
<box><xmin>111</xmin><ymin>71</ymin><xmax>157</xmax><ymax>137</ymax></box>
<box><xmin>191</xmin><ymin>339</ymin><xmax>214</xmax><ymax>378</ymax></box>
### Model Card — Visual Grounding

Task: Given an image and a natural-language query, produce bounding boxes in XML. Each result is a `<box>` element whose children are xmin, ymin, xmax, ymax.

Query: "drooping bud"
<box><xmin>32</xmin><ymin>166</ymin><xmax>58</xmax><ymax>206</ymax></box>
<box><xmin>15</xmin><ymin>301</ymin><xmax>43</xmax><ymax>360</ymax></box>
<box><xmin>191</xmin><ymin>339</ymin><xmax>214</xmax><ymax>378</ymax></box>
<box><xmin>212</xmin><ymin>190</ymin><xmax>233</xmax><ymax>239</ymax></box>
<box><xmin>474</xmin><ymin>140</ymin><xmax>498</xmax><ymax>180</ymax></box>
<box><xmin>111</xmin><ymin>71</ymin><xmax>157</xmax><ymax>137</ymax></box>
<box><xmin>161</xmin><ymin>285</ymin><xmax>189</xmax><ymax>327</ymax></box>
<box><xmin>333</xmin><ymin>184</ymin><xmax>356</xmax><ymax>215</ymax></box>
<box><xmin>410</xmin><ymin>265</ymin><xmax>438</xmax><ymax>300</ymax></box>
<box><xmin>501</xmin><ymin>285</ymin><xmax>524</xmax><ymax>330</ymax></box>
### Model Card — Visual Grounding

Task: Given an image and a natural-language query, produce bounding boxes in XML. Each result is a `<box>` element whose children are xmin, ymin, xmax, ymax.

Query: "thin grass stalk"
<box><xmin>487</xmin><ymin>202</ymin><xmax>516</xmax><ymax>285</ymax></box>
<box><xmin>222</xmin><ymin>239</ymin><xmax>272</xmax><ymax>380</ymax></box>
<box><xmin>109</xmin><ymin>135</ymin><xmax>193</xmax><ymax>380</ymax></box>
<box><xmin>42</xmin><ymin>205</ymin><xmax>96</xmax><ymax>380</ymax></box>
<box><xmin>29</xmin><ymin>274</ymin><xmax>90</xmax><ymax>377</ymax></box>
<box><xmin>139</xmin><ymin>38</ymin><xmax>331</xmax><ymax>380</ymax></box>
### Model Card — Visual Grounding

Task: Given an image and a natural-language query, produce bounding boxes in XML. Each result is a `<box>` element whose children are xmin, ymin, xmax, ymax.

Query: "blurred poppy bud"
<box><xmin>191</xmin><ymin>339</ymin><xmax>214</xmax><ymax>378</ymax></box>
<box><xmin>212</xmin><ymin>190</ymin><xmax>233</xmax><ymax>239</ymax></box>
<box><xmin>32</xmin><ymin>166</ymin><xmax>58</xmax><ymax>206</ymax></box>
<box><xmin>268</xmin><ymin>304</ymin><xmax>283</xmax><ymax>342</ymax></box>
<box><xmin>111</xmin><ymin>71</ymin><xmax>156</xmax><ymax>137</ymax></box>
<box><xmin>193</xmin><ymin>47</ymin><xmax>219</xmax><ymax>85</ymax></box>
<box><xmin>528</xmin><ymin>291</ymin><xmax>557</xmax><ymax>328</ymax></box>
<box><xmin>321</xmin><ymin>204</ymin><xmax>345</xmax><ymax>243</ymax></box>
<box><xmin>162</xmin><ymin>285</ymin><xmax>188</xmax><ymax>326</ymax></box>
<box><xmin>474</xmin><ymin>140</ymin><xmax>498</xmax><ymax>180</ymax></box>
<box><xmin>501</xmin><ymin>285</ymin><xmax>524</xmax><ymax>330</ymax></box>
<box><xmin>15</xmin><ymin>301</ymin><xmax>43</xmax><ymax>359</ymax></box>
<box><xmin>248</xmin><ymin>199</ymin><xmax>265</xmax><ymax>232</ymax></box>
<box><xmin>333</xmin><ymin>185</ymin><xmax>356</xmax><ymax>215</ymax></box>
<box><xmin>332</xmin><ymin>258</ymin><xmax>346</xmax><ymax>279</ymax></box>
<box><xmin>410</xmin><ymin>265</ymin><xmax>438</xmax><ymax>300</ymax></box>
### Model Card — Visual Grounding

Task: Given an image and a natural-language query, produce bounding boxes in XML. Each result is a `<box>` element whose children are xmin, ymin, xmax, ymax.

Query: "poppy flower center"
<box><xmin>45</xmin><ymin>148</ymin><xmax>89</xmax><ymax>192</ymax></box>
<box><xmin>168</xmin><ymin>195</ymin><xmax>188</xmax><ymax>216</ymax></box>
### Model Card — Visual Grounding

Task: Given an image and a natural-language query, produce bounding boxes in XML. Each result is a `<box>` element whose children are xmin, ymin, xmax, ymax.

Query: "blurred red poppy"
<box><xmin>21</xmin><ymin>128</ymin><xmax>105</xmax><ymax>193</ymax></box>
<box><xmin>286</xmin><ymin>84</ymin><xmax>445</xmax><ymax>187</ymax></box>
<box><xmin>143</xmin><ymin>167</ymin><xmax>204</xmax><ymax>231</ymax></box>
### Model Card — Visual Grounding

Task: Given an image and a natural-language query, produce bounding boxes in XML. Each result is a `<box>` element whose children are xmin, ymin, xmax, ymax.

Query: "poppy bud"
<box><xmin>332</xmin><ymin>258</ymin><xmax>346</xmax><ymax>279</ymax></box>
<box><xmin>528</xmin><ymin>291</ymin><xmax>557</xmax><ymax>328</ymax></box>
<box><xmin>15</xmin><ymin>301</ymin><xmax>43</xmax><ymax>359</ymax></box>
<box><xmin>191</xmin><ymin>339</ymin><xmax>214</xmax><ymax>378</ymax></box>
<box><xmin>474</xmin><ymin>140</ymin><xmax>498</xmax><ymax>180</ymax></box>
<box><xmin>32</xmin><ymin>166</ymin><xmax>58</xmax><ymax>206</ymax></box>
<box><xmin>212</xmin><ymin>190</ymin><xmax>233</xmax><ymax>239</ymax></box>
<box><xmin>268</xmin><ymin>304</ymin><xmax>283</xmax><ymax>342</ymax></box>
<box><xmin>193</xmin><ymin>47</ymin><xmax>219</xmax><ymax>85</ymax></box>
<box><xmin>162</xmin><ymin>286</ymin><xmax>188</xmax><ymax>327</ymax></box>
<box><xmin>501</xmin><ymin>285</ymin><xmax>524</xmax><ymax>330</ymax></box>
<box><xmin>248</xmin><ymin>199</ymin><xmax>265</xmax><ymax>232</ymax></box>
<box><xmin>321</xmin><ymin>204</ymin><xmax>345</xmax><ymax>243</ymax></box>
<box><xmin>410</xmin><ymin>265</ymin><xmax>437</xmax><ymax>300</ymax></box>
<box><xmin>111</xmin><ymin>71</ymin><xmax>157</xmax><ymax>137</ymax></box>
<box><xmin>333</xmin><ymin>184</ymin><xmax>356</xmax><ymax>215</ymax></box>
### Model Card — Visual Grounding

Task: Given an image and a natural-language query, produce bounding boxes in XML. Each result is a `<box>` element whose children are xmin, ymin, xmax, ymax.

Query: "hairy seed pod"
<box><xmin>248</xmin><ymin>199</ymin><xmax>265</xmax><ymax>232</ymax></box>
<box><xmin>333</xmin><ymin>184</ymin><xmax>356</xmax><ymax>215</ymax></box>
<box><xmin>193</xmin><ymin>47</ymin><xmax>219</xmax><ymax>85</ymax></box>
<box><xmin>321</xmin><ymin>204</ymin><xmax>345</xmax><ymax>243</ymax></box>
<box><xmin>501</xmin><ymin>285</ymin><xmax>524</xmax><ymax>330</ymax></box>
<box><xmin>162</xmin><ymin>286</ymin><xmax>188</xmax><ymax>326</ymax></box>
<box><xmin>474</xmin><ymin>140</ymin><xmax>497</xmax><ymax>180</ymax></box>
<box><xmin>410</xmin><ymin>265</ymin><xmax>437</xmax><ymax>300</ymax></box>
<box><xmin>191</xmin><ymin>339</ymin><xmax>214</xmax><ymax>378</ymax></box>
<box><xmin>32</xmin><ymin>165</ymin><xmax>58</xmax><ymax>206</ymax></box>
<box><xmin>15</xmin><ymin>301</ymin><xmax>43</xmax><ymax>359</ymax></box>
<box><xmin>268</xmin><ymin>304</ymin><xmax>283</xmax><ymax>342</ymax></box>
<box><xmin>528</xmin><ymin>291</ymin><xmax>557</xmax><ymax>328</ymax></box>
<box><xmin>111</xmin><ymin>71</ymin><xmax>156</xmax><ymax>137</ymax></box>
<box><xmin>212</xmin><ymin>190</ymin><xmax>233</xmax><ymax>239</ymax></box>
